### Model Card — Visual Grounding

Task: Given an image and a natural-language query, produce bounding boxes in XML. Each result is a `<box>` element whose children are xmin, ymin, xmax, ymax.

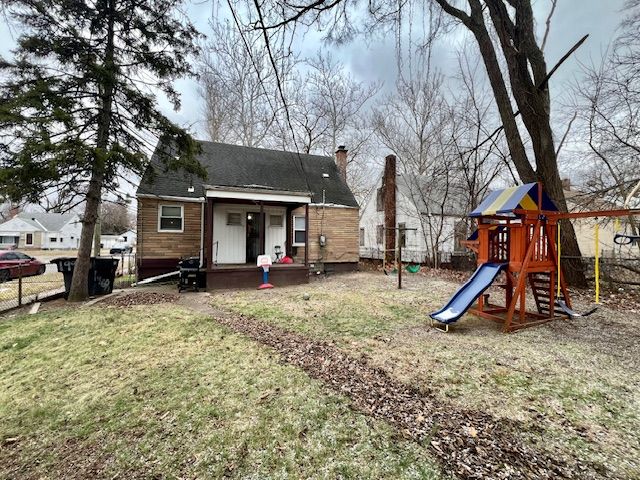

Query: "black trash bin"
<box><xmin>52</xmin><ymin>257</ymin><xmax>120</xmax><ymax>298</ymax></box>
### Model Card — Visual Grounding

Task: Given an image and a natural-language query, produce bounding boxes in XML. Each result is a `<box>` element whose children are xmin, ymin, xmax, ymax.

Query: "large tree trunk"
<box><xmin>68</xmin><ymin>170</ymin><xmax>103</xmax><ymax>301</ymax></box>
<box><xmin>67</xmin><ymin>0</ymin><xmax>115</xmax><ymax>301</ymax></box>
<box><xmin>434</xmin><ymin>0</ymin><xmax>587</xmax><ymax>286</ymax></box>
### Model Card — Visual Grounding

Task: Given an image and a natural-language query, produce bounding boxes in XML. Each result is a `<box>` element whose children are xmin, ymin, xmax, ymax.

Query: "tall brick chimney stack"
<box><xmin>383</xmin><ymin>154</ymin><xmax>397</xmax><ymax>266</ymax></box>
<box><xmin>335</xmin><ymin>145</ymin><xmax>348</xmax><ymax>182</ymax></box>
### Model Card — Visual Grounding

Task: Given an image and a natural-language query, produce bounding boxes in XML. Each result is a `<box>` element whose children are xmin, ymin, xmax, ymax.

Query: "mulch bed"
<box><xmin>209</xmin><ymin>309</ymin><xmax>603</xmax><ymax>480</ymax></box>
<box><xmin>100</xmin><ymin>291</ymin><xmax>180</xmax><ymax>307</ymax></box>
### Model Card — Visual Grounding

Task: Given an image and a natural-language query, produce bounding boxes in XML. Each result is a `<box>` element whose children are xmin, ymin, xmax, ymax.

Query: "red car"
<box><xmin>0</xmin><ymin>251</ymin><xmax>46</xmax><ymax>283</ymax></box>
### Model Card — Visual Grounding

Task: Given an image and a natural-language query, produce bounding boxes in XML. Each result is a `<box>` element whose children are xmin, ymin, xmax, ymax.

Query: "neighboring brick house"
<box><xmin>136</xmin><ymin>141</ymin><xmax>359</xmax><ymax>289</ymax></box>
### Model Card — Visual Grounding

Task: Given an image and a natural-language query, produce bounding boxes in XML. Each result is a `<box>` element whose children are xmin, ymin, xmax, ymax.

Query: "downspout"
<box><xmin>199</xmin><ymin>198</ymin><xmax>205</xmax><ymax>268</ymax></box>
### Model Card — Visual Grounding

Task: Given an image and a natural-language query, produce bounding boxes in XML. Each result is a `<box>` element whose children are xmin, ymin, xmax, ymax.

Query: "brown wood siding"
<box><xmin>137</xmin><ymin>198</ymin><xmax>202</xmax><ymax>260</ymax></box>
<box><xmin>292</xmin><ymin>205</ymin><xmax>359</xmax><ymax>263</ymax></box>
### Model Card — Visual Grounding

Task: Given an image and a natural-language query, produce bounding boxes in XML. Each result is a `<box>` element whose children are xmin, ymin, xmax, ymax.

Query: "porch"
<box><xmin>203</xmin><ymin>186</ymin><xmax>312</xmax><ymax>290</ymax></box>
<box><xmin>207</xmin><ymin>263</ymin><xmax>309</xmax><ymax>290</ymax></box>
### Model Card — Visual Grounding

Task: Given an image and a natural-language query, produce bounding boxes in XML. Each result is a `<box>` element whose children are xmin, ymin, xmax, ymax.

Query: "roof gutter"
<box><xmin>137</xmin><ymin>193</ymin><xmax>205</xmax><ymax>203</ymax></box>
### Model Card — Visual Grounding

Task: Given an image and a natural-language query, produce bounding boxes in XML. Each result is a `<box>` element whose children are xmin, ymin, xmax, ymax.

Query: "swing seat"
<box><xmin>556</xmin><ymin>300</ymin><xmax>598</xmax><ymax>318</ymax></box>
<box><xmin>614</xmin><ymin>234</ymin><xmax>640</xmax><ymax>245</ymax></box>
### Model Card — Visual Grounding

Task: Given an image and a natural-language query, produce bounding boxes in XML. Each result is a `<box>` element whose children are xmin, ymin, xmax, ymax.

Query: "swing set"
<box><xmin>431</xmin><ymin>182</ymin><xmax>640</xmax><ymax>332</ymax></box>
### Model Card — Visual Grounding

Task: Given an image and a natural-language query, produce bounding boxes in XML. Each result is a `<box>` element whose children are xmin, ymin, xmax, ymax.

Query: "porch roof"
<box><xmin>204</xmin><ymin>185</ymin><xmax>311</xmax><ymax>204</ymax></box>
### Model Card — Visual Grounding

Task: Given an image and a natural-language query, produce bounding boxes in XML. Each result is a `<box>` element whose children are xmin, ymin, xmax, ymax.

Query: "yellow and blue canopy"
<box><xmin>470</xmin><ymin>183</ymin><xmax>557</xmax><ymax>217</ymax></box>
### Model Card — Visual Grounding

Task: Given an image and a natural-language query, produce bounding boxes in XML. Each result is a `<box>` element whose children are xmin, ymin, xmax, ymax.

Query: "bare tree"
<box><xmin>414</xmin><ymin>0</ymin><xmax>585</xmax><ymax>285</ymax></box>
<box><xmin>373</xmin><ymin>63</ymin><xmax>448</xmax><ymax>176</ymax></box>
<box><xmin>572</xmin><ymin>0</ymin><xmax>640</xmax><ymax>233</ymax></box>
<box><xmin>449</xmin><ymin>46</ymin><xmax>506</xmax><ymax>213</ymax></box>
<box><xmin>101</xmin><ymin>202</ymin><xmax>133</xmax><ymax>234</ymax></box>
<box><xmin>199</xmin><ymin>21</ymin><xmax>282</xmax><ymax>147</ymax></box>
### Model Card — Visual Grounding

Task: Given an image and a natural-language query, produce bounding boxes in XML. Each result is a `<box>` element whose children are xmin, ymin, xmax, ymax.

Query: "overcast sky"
<box><xmin>0</xmin><ymin>0</ymin><xmax>626</xmax><ymax>138</ymax></box>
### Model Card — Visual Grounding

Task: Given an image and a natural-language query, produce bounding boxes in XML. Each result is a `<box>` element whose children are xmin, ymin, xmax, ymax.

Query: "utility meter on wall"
<box><xmin>319</xmin><ymin>234</ymin><xmax>327</xmax><ymax>247</ymax></box>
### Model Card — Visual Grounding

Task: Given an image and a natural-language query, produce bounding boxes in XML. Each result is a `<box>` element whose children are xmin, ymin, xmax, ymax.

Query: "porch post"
<box><xmin>259</xmin><ymin>202</ymin><xmax>265</xmax><ymax>255</ymax></box>
<box><xmin>285</xmin><ymin>205</ymin><xmax>293</xmax><ymax>257</ymax></box>
<box><xmin>204</xmin><ymin>198</ymin><xmax>213</xmax><ymax>268</ymax></box>
<box><xmin>304</xmin><ymin>203</ymin><xmax>309</xmax><ymax>265</ymax></box>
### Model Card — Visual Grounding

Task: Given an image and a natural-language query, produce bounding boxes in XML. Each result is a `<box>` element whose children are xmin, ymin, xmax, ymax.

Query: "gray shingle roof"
<box><xmin>16</xmin><ymin>212</ymin><xmax>77</xmax><ymax>231</ymax></box>
<box><xmin>137</xmin><ymin>141</ymin><xmax>359</xmax><ymax>208</ymax></box>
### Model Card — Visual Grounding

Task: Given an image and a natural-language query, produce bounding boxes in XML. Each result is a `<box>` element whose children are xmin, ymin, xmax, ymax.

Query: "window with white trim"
<box><xmin>226</xmin><ymin>212</ymin><xmax>242</xmax><ymax>226</ymax></box>
<box><xmin>26</xmin><ymin>233</ymin><xmax>33</xmax><ymax>245</ymax></box>
<box><xmin>50</xmin><ymin>237</ymin><xmax>57</xmax><ymax>243</ymax></box>
<box><xmin>293</xmin><ymin>216</ymin><xmax>306</xmax><ymax>246</ymax></box>
<box><xmin>359</xmin><ymin>228</ymin><xmax>365</xmax><ymax>247</ymax></box>
<box><xmin>158</xmin><ymin>205</ymin><xmax>183</xmax><ymax>232</ymax></box>
<box><xmin>270</xmin><ymin>214</ymin><xmax>283</xmax><ymax>227</ymax></box>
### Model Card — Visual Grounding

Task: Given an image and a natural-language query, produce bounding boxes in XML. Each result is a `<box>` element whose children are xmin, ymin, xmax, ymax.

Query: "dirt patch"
<box><xmin>204</xmin><ymin>307</ymin><xmax>601</xmax><ymax>480</ymax></box>
<box><xmin>101</xmin><ymin>291</ymin><xmax>180</xmax><ymax>307</ymax></box>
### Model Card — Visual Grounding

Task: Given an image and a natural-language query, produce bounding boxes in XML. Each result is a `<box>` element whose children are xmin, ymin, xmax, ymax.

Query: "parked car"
<box><xmin>0</xmin><ymin>251</ymin><xmax>46</xmax><ymax>283</ymax></box>
<box><xmin>110</xmin><ymin>242</ymin><xmax>133</xmax><ymax>255</ymax></box>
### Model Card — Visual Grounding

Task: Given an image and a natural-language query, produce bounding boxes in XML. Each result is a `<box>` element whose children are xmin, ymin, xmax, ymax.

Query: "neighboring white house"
<box><xmin>0</xmin><ymin>212</ymin><xmax>82</xmax><ymax>250</ymax></box>
<box><xmin>100</xmin><ymin>228</ymin><xmax>137</xmax><ymax>249</ymax></box>
<box><xmin>359</xmin><ymin>173</ymin><xmax>469</xmax><ymax>265</ymax></box>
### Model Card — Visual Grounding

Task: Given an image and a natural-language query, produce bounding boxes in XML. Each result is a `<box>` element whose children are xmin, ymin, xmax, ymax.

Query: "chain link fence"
<box><xmin>0</xmin><ymin>266</ymin><xmax>66</xmax><ymax>312</ymax></box>
<box><xmin>0</xmin><ymin>253</ymin><xmax>137</xmax><ymax>313</ymax></box>
<box><xmin>561</xmin><ymin>255</ymin><xmax>640</xmax><ymax>289</ymax></box>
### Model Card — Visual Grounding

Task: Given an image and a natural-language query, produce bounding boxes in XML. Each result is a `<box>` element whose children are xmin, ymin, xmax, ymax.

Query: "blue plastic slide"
<box><xmin>430</xmin><ymin>263</ymin><xmax>507</xmax><ymax>325</ymax></box>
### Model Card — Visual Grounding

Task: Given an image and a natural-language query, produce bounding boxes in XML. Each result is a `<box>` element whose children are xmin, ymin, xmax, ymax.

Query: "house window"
<box><xmin>293</xmin><ymin>216</ymin><xmax>306</xmax><ymax>246</ymax></box>
<box><xmin>376</xmin><ymin>224</ymin><xmax>384</xmax><ymax>245</ymax></box>
<box><xmin>122</xmin><ymin>236</ymin><xmax>127</xmax><ymax>242</ymax></box>
<box><xmin>399</xmin><ymin>223</ymin><xmax>406</xmax><ymax>248</ymax></box>
<box><xmin>359</xmin><ymin>228</ymin><xmax>365</xmax><ymax>247</ymax></box>
<box><xmin>376</xmin><ymin>187</ymin><xmax>384</xmax><ymax>212</ymax></box>
<box><xmin>50</xmin><ymin>237</ymin><xmax>57</xmax><ymax>243</ymax></box>
<box><xmin>226</xmin><ymin>212</ymin><xmax>242</xmax><ymax>226</ymax></box>
<box><xmin>158</xmin><ymin>205</ymin><xmax>183</xmax><ymax>232</ymax></box>
<box><xmin>270</xmin><ymin>214</ymin><xmax>283</xmax><ymax>227</ymax></box>
<box><xmin>26</xmin><ymin>233</ymin><xmax>33</xmax><ymax>246</ymax></box>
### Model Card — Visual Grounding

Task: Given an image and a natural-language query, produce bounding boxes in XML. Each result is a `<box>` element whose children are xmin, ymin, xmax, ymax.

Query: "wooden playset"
<box><xmin>433</xmin><ymin>182</ymin><xmax>639</xmax><ymax>333</ymax></box>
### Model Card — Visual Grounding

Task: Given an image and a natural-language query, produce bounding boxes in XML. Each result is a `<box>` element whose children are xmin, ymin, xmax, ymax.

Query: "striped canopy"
<box><xmin>470</xmin><ymin>183</ymin><xmax>557</xmax><ymax>217</ymax></box>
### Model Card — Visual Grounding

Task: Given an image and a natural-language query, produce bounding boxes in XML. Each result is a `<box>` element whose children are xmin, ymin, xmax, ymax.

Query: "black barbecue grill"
<box><xmin>178</xmin><ymin>256</ymin><xmax>206</xmax><ymax>292</ymax></box>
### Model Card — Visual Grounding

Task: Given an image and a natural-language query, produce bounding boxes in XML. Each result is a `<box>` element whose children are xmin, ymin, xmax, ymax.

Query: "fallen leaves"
<box><xmin>100</xmin><ymin>292</ymin><xmax>180</xmax><ymax>307</ymax></box>
<box><xmin>209</xmin><ymin>309</ymin><xmax>602</xmax><ymax>480</ymax></box>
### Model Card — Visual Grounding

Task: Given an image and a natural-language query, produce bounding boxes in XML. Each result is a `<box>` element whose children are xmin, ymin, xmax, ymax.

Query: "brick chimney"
<box><xmin>335</xmin><ymin>145</ymin><xmax>348</xmax><ymax>181</ymax></box>
<box><xmin>383</xmin><ymin>155</ymin><xmax>397</xmax><ymax>266</ymax></box>
<box><xmin>561</xmin><ymin>178</ymin><xmax>571</xmax><ymax>191</ymax></box>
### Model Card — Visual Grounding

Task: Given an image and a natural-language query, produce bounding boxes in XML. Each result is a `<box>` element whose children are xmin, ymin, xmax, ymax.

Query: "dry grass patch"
<box><xmin>0</xmin><ymin>273</ymin><xmax>64</xmax><ymax>303</ymax></box>
<box><xmin>213</xmin><ymin>272</ymin><xmax>640</xmax><ymax>479</ymax></box>
<box><xmin>0</xmin><ymin>304</ymin><xmax>441</xmax><ymax>479</ymax></box>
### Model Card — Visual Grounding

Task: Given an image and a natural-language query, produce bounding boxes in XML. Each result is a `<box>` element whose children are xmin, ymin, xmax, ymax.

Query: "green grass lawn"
<box><xmin>0</xmin><ymin>304</ymin><xmax>441</xmax><ymax>479</ymax></box>
<box><xmin>211</xmin><ymin>272</ymin><xmax>640</xmax><ymax>479</ymax></box>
